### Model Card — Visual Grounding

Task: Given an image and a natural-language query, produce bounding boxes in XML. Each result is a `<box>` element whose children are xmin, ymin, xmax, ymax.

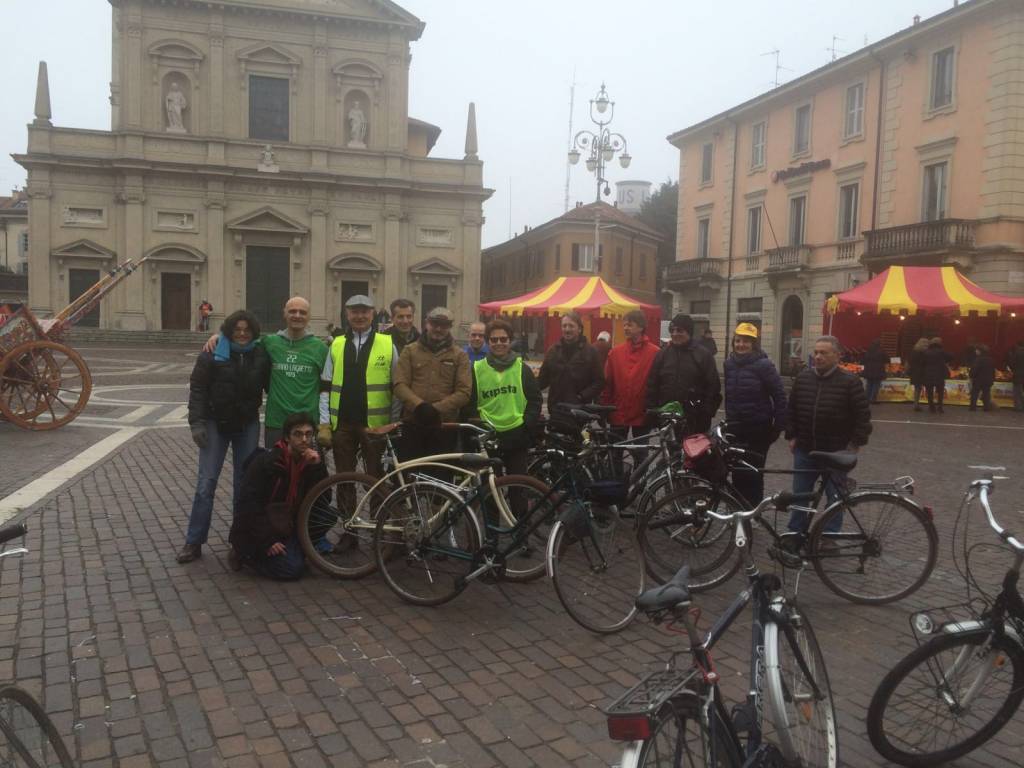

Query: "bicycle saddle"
<box><xmin>580</xmin><ymin>403</ymin><xmax>617</xmax><ymax>415</ymax></box>
<box><xmin>808</xmin><ymin>450</ymin><xmax>858</xmax><ymax>472</ymax></box>
<box><xmin>636</xmin><ymin>565</ymin><xmax>692</xmax><ymax>612</ymax></box>
<box><xmin>456</xmin><ymin>454</ymin><xmax>504</xmax><ymax>470</ymax></box>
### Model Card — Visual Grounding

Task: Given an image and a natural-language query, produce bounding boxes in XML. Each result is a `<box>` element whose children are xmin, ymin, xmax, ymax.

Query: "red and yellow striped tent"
<box><xmin>479</xmin><ymin>276</ymin><xmax>660</xmax><ymax>349</ymax></box>
<box><xmin>826</xmin><ymin>266</ymin><xmax>1024</xmax><ymax>317</ymax></box>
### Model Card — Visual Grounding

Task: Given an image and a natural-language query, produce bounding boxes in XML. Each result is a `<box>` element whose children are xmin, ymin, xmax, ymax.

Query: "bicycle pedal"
<box><xmin>741</xmin><ymin>743</ymin><xmax>786</xmax><ymax>768</ymax></box>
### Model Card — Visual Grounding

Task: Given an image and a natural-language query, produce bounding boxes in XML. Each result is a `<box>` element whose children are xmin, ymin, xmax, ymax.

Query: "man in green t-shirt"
<box><xmin>204</xmin><ymin>296</ymin><xmax>327</xmax><ymax>446</ymax></box>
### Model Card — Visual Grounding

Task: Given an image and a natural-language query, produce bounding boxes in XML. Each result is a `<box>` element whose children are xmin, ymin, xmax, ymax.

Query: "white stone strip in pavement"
<box><xmin>158</xmin><ymin>405</ymin><xmax>189</xmax><ymax>423</ymax></box>
<box><xmin>875</xmin><ymin>418</ymin><xmax>1024</xmax><ymax>431</ymax></box>
<box><xmin>118</xmin><ymin>405</ymin><xmax>161</xmax><ymax>423</ymax></box>
<box><xmin>0</xmin><ymin>427</ymin><xmax>143</xmax><ymax>523</ymax></box>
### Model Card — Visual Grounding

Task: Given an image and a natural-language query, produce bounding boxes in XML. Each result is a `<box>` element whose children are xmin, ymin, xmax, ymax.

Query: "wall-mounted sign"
<box><xmin>771</xmin><ymin>158</ymin><xmax>831</xmax><ymax>183</ymax></box>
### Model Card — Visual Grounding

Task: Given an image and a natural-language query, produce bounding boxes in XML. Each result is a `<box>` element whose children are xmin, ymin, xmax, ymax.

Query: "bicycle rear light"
<box><xmin>607</xmin><ymin>715</ymin><xmax>652</xmax><ymax>741</ymax></box>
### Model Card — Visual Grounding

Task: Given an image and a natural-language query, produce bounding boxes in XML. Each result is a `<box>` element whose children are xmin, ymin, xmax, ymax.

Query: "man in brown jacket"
<box><xmin>394</xmin><ymin>306</ymin><xmax>472</xmax><ymax>459</ymax></box>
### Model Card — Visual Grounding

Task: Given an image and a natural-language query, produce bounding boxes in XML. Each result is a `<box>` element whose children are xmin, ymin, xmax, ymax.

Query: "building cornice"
<box><xmin>667</xmin><ymin>0</ymin><xmax>1007</xmax><ymax>146</ymax></box>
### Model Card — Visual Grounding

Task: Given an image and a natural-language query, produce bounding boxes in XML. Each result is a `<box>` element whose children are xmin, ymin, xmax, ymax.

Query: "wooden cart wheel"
<box><xmin>0</xmin><ymin>341</ymin><xmax>92</xmax><ymax>430</ymax></box>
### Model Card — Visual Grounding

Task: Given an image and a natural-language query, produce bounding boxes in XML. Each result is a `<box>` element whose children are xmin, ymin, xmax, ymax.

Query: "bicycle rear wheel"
<box><xmin>638</xmin><ymin>486</ymin><xmax>740</xmax><ymax>591</ymax></box>
<box><xmin>373</xmin><ymin>481</ymin><xmax>481</xmax><ymax>606</ymax></box>
<box><xmin>0</xmin><ymin>686</ymin><xmax>74</xmax><ymax>767</ymax></box>
<box><xmin>632</xmin><ymin>702</ymin><xmax>742</xmax><ymax>768</ymax></box>
<box><xmin>297</xmin><ymin>472</ymin><xmax>390</xmax><ymax>579</ymax></box>
<box><xmin>548</xmin><ymin>505</ymin><xmax>645</xmax><ymax>634</ymax></box>
<box><xmin>866</xmin><ymin>630</ymin><xmax>1024</xmax><ymax>766</ymax></box>
<box><xmin>765</xmin><ymin>607</ymin><xmax>838</xmax><ymax>768</ymax></box>
<box><xmin>483</xmin><ymin>475</ymin><xmax>556</xmax><ymax>583</ymax></box>
<box><xmin>810</xmin><ymin>492</ymin><xmax>937</xmax><ymax>604</ymax></box>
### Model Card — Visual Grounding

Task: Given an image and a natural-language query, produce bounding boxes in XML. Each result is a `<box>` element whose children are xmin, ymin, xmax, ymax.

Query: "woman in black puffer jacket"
<box><xmin>723</xmin><ymin>323</ymin><xmax>788</xmax><ymax>506</ymax></box>
<box><xmin>178</xmin><ymin>310</ymin><xmax>271</xmax><ymax>564</ymax></box>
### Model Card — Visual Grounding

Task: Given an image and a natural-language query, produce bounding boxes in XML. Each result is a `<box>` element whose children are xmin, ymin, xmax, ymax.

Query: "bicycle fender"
<box><xmin>545</xmin><ymin>520</ymin><xmax>562</xmax><ymax>580</ymax></box>
<box><xmin>617</xmin><ymin>742</ymin><xmax>642</xmax><ymax>768</ymax></box>
<box><xmin>939</xmin><ymin>620</ymin><xmax>1024</xmax><ymax>648</ymax></box>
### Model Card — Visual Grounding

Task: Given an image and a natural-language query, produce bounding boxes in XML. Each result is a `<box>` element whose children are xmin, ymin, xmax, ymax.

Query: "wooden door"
<box><xmin>420</xmin><ymin>284</ymin><xmax>447</xmax><ymax>327</ymax></box>
<box><xmin>161</xmin><ymin>273</ymin><xmax>191</xmax><ymax>330</ymax></box>
<box><xmin>69</xmin><ymin>268</ymin><xmax>100</xmax><ymax>327</ymax></box>
<box><xmin>246</xmin><ymin>246</ymin><xmax>290</xmax><ymax>332</ymax></box>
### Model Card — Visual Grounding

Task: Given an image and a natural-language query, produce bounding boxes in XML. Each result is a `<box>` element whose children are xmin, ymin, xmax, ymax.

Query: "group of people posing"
<box><xmin>179</xmin><ymin>295</ymin><xmax>873</xmax><ymax>579</ymax></box>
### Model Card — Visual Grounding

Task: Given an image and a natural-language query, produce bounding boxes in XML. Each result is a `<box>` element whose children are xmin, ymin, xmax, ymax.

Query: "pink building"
<box><xmin>667</xmin><ymin>0</ymin><xmax>1024</xmax><ymax>371</ymax></box>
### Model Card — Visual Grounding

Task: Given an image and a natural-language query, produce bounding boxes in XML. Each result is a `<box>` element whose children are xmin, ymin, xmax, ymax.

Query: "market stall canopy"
<box><xmin>826</xmin><ymin>266</ymin><xmax>1024</xmax><ymax>317</ymax></box>
<box><xmin>479</xmin><ymin>276</ymin><xmax>659</xmax><ymax>318</ymax></box>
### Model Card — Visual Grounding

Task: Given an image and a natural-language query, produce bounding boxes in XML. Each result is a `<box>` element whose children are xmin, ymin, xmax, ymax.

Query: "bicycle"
<box><xmin>605</xmin><ymin>488</ymin><xmax>838</xmax><ymax>768</ymax></box>
<box><xmin>373</xmin><ymin>430</ymin><xmax>647</xmax><ymax>634</ymax></box>
<box><xmin>866</xmin><ymin>467</ymin><xmax>1024</xmax><ymax>766</ymax></box>
<box><xmin>640</xmin><ymin>428</ymin><xmax>937</xmax><ymax>604</ymax></box>
<box><xmin>0</xmin><ymin>522</ymin><xmax>75</xmax><ymax>768</ymax></box>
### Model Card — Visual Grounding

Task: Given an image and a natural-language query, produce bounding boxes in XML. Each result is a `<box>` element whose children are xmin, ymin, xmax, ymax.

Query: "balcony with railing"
<box><xmin>764</xmin><ymin>245</ymin><xmax>811</xmax><ymax>271</ymax></box>
<box><xmin>863</xmin><ymin>219</ymin><xmax>976</xmax><ymax>268</ymax></box>
<box><xmin>663</xmin><ymin>258</ymin><xmax>726</xmax><ymax>290</ymax></box>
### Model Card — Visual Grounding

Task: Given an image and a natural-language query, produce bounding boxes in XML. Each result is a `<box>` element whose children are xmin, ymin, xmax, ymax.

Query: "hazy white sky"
<box><xmin>1</xmin><ymin>0</ymin><xmax>954</xmax><ymax>246</ymax></box>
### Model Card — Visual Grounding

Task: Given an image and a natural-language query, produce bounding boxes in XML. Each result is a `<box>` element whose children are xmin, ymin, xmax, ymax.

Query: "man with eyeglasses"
<box><xmin>464</xmin><ymin>321</ymin><xmax>489</xmax><ymax>364</ymax></box>
<box><xmin>467</xmin><ymin>318</ymin><xmax>542</xmax><ymax>474</ymax></box>
<box><xmin>228</xmin><ymin>412</ymin><xmax>328</xmax><ymax>580</ymax></box>
<box><xmin>646</xmin><ymin>313</ymin><xmax>722</xmax><ymax>434</ymax></box>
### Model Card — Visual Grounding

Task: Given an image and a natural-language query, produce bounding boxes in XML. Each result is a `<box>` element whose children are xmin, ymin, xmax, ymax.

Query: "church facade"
<box><xmin>16</xmin><ymin>0</ymin><xmax>490</xmax><ymax>332</ymax></box>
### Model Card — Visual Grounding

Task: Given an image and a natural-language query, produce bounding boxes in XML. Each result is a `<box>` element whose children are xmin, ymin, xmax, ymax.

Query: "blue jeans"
<box><xmin>788</xmin><ymin>447</ymin><xmax>847</xmax><ymax>533</ymax></box>
<box><xmin>865</xmin><ymin>379</ymin><xmax>882</xmax><ymax>403</ymax></box>
<box><xmin>185</xmin><ymin>419</ymin><xmax>260</xmax><ymax>546</ymax></box>
<box><xmin>252</xmin><ymin>534</ymin><xmax>305</xmax><ymax>581</ymax></box>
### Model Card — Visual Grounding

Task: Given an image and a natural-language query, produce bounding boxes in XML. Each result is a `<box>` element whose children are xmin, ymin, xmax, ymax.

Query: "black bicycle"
<box><xmin>867</xmin><ymin>468</ymin><xmax>1024</xmax><ymax>766</ymax></box>
<box><xmin>605</xmin><ymin>489</ymin><xmax>838</xmax><ymax>768</ymax></box>
<box><xmin>0</xmin><ymin>523</ymin><xmax>76</xmax><ymax>768</ymax></box>
<box><xmin>640</xmin><ymin>426</ymin><xmax>937</xmax><ymax>604</ymax></box>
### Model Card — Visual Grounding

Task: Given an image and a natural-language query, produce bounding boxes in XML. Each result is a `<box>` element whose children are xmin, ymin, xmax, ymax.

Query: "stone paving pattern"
<box><xmin>3</xmin><ymin>361</ymin><xmax>1024</xmax><ymax>766</ymax></box>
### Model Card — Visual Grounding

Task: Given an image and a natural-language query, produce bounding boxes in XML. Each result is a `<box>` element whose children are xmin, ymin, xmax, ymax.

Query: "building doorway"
<box><xmin>246</xmin><ymin>246</ymin><xmax>290</xmax><ymax>332</ymax></box>
<box><xmin>421</xmin><ymin>284</ymin><xmax>447</xmax><ymax>327</ymax></box>
<box><xmin>69</xmin><ymin>268</ymin><xmax>100</xmax><ymax>327</ymax></box>
<box><xmin>780</xmin><ymin>295</ymin><xmax>804</xmax><ymax>375</ymax></box>
<box><xmin>161</xmin><ymin>273</ymin><xmax>191</xmax><ymax>330</ymax></box>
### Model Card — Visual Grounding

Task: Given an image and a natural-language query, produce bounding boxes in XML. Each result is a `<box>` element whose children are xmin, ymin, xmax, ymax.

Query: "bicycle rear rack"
<box><xmin>604</xmin><ymin>668</ymin><xmax>700</xmax><ymax>716</ymax></box>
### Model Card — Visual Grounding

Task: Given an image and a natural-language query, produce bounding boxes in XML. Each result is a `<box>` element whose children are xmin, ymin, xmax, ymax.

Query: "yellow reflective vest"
<box><xmin>328</xmin><ymin>333</ymin><xmax>393</xmax><ymax>428</ymax></box>
<box><xmin>473</xmin><ymin>357</ymin><xmax>526</xmax><ymax>432</ymax></box>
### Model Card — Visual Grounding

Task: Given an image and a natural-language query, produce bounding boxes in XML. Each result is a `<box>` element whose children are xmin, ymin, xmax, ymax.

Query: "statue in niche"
<box><xmin>347</xmin><ymin>100</ymin><xmax>367</xmax><ymax>148</ymax></box>
<box><xmin>257</xmin><ymin>145</ymin><xmax>279</xmax><ymax>173</ymax></box>
<box><xmin>165</xmin><ymin>81</ymin><xmax>188</xmax><ymax>133</ymax></box>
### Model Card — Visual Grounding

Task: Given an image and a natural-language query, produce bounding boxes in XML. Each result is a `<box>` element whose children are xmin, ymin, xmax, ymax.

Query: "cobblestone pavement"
<box><xmin>2</xmin><ymin>344</ymin><xmax>1024</xmax><ymax>766</ymax></box>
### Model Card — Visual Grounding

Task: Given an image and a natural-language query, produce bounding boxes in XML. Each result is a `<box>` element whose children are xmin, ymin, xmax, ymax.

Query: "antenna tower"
<box><xmin>564</xmin><ymin>70</ymin><xmax>577</xmax><ymax>212</ymax></box>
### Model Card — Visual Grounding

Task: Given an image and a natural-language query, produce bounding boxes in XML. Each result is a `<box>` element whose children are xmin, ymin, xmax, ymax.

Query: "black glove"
<box><xmin>191</xmin><ymin>424</ymin><xmax>208</xmax><ymax>449</ymax></box>
<box><xmin>414</xmin><ymin>401</ymin><xmax>441</xmax><ymax>427</ymax></box>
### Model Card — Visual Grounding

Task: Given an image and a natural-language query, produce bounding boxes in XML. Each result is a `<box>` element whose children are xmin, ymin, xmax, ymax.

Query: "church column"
<box><xmin>118</xmin><ymin>176</ymin><xmax>146</xmax><ymax>329</ymax></box>
<box><xmin>308</xmin><ymin>204</ymin><xmax>328</xmax><ymax>323</ymax></box>
<box><xmin>205</xmin><ymin>199</ymin><xmax>226</xmax><ymax>323</ymax></box>
<box><xmin>208</xmin><ymin>24</ymin><xmax>224</xmax><ymax>136</ymax></box>
<box><xmin>461</xmin><ymin>213</ymin><xmax>483</xmax><ymax>326</ymax></box>
<box><xmin>313</xmin><ymin>45</ymin><xmax>328</xmax><ymax>145</ymax></box>
<box><xmin>382</xmin><ymin>197</ymin><xmax>404</xmax><ymax>303</ymax></box>
<box><xmin>26</xmin><ymin>182</ymin><xmax>53</xmax><ymax>314</ymax></box>
<box><xmin>124</xmin><ymin>18</ymin><xmax>144</xmax><ymax>130</ymax></box>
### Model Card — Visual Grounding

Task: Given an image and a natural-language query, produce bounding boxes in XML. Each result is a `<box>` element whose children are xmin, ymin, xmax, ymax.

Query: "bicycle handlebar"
<box><xmin>0</xmin><ymin>522</ymin><xmax>27</xmax><ymax>546</ymax></box>
<box><xmin>700</xmin><ymin>489</ymin><xmax>818</xmax><ymax>523</ymax></box>
<box><xmin>977</xmin><ymin>484</ymin><xmax>1024</xmax><ymax>553</ymax></box>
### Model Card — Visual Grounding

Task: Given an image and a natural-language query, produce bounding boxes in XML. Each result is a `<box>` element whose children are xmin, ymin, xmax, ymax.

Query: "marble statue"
<box><xmin>165</xmin><ymin>82</ymin><xmax>187</xmax><ymax>133</ymax></box>
<box><xmin>348</xmin><ymin>101</ymin><xmax>367</xmax><ymax>147</ymax></box>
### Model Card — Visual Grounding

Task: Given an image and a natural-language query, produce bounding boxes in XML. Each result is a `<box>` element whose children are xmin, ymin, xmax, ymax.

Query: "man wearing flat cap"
<box><xmin>394</xmin><ymin>306</ymin><xmax>472</xmax><ymax>460</ymax></box>
<box><xmin>318</xmin><ymin>295</ymin><xmax>398</xmax><ymax>476</ymax></box>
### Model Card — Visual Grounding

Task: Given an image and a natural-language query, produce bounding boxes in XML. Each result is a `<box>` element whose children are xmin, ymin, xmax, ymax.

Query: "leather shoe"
<box><xmin>227</xmin><ymin>547</ymin><xmax>243</xmax><ymax>572</ymax></box>
<box><xmin>176</xmin><ymin>543</ymin><xmax>202</xmax><ymax>564</ymax></box>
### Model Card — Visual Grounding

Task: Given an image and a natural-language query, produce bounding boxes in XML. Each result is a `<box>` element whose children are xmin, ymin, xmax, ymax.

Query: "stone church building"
<box><xmin>17</xmin><ymin>0</ymin><xmax>490</xmax><ymax>332</ymax></box>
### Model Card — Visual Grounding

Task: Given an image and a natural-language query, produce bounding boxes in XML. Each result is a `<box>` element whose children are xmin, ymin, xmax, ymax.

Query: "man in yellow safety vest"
<box><xmin>318</xmin><ymin>295</ymin><xmax>398</xmax><ymax>475</ymax></box>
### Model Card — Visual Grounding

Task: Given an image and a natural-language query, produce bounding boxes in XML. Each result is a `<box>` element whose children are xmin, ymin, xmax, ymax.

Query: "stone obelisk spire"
<box><xmin>464</xmin><ymin>102</ymin><xmax>478</xmax><ymax>161</ymax></box>
<box><xmin>34</xmin><ymin>61</ymin><xmax>52</xmax><ymax>126</ymax></box>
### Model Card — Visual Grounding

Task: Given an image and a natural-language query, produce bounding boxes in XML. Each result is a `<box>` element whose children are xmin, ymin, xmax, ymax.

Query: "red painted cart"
<box><xmin>0</xmin><ymin>258</ymin><xmax>146</xmax><ymax>430</ymax></box>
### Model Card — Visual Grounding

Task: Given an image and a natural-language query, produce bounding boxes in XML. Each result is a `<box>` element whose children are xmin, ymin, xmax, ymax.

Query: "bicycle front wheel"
<box><xmin>0</xmin><ymin>686</ymin><xmax>74</xmax><ymax>767</ymax></box>
<box><xmin>638</xmin><ymin>486</ymin><xmax>740</xmax><ymax>591</ymax></box>
<box><xmin>633</xmin><ymin>702</ymin><xmax>742</xmax><ymax>768</ymax></box>
<box><xmin>765</xmin><ymin>608</ymin><xmax>838</xmax><ymax>768</ymax></box>
<box><xmin>297</xmin><ymin>472</ymin><xmax>390</xmax><ymax>579</ymax></box>
<box><xmin>484</xmin><ymin>475</ymin><xmax>556</xmax><ymax>583</ymax></box>
<box><xmin>373</xmin><ymin>481</ymin><xmax>480</xmax><ymax>606</ymax></box>
<box><xmin>548</xmin><ymin>507</ymin><xmax>645</xmax><ymax>634</ymax></box>
<box><xmin>810</xmin><ymin>492</ymin><xmax>937</xmax><ymax>604</ymax></box>
<box><xmin>866</xmin><ymin>630</ymin><xmax>1024</xmax><ymax>766</ymax></box>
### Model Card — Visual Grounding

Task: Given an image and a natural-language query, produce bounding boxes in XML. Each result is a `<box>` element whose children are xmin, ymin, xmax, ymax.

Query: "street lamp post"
<box><xmin>568</xmin><ymin>83</ymin><xmax>632</xmax><ymax>276</ymax></box>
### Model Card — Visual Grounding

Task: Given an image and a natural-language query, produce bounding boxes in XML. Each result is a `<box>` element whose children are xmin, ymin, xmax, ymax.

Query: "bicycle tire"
<box><xmin>637</xmin><ymin>486</ymin><xmax>741</xmax><ymax>591</ymax></box>
<box><xmin>764</xmin><ymin>608</ymin><xmax>838</xmax><ymax>768</ymax></box>
<box><xmin>866</xmin><ymin>629</ymin><xmax>1024</xmax><ymax>766</ymax></box>
<box><xmin>809</xmin><ymin>492</ymin><xmax>938</xmax><ymax>605</ymax></box>
<box><xmin>0</xmin><ymin>685</ymin><xmax>75</xmax><ymax>768</ymax></box>
<box><xmin>548</xmin><ymin>509</ymin><xmax>645</xmax><ymax>634</ymax></box>
<box><xmin>297</xmin><ymin>472</ymin><xmax>391</xmax><ymax>579</ymax></box>
<box><xmin>630</xmin><ymin>700</ymin><xmax>743</xmax><ymax>768</ymax></box>
<box><xmin>373</xmin><ymin>481</ymin><xmax>481</xmax><ymax>606</ymax></box>
<box><xmin>485</xmin><ymin>475</ymin><xmax>556</xmax><ymax>583</ymax></box>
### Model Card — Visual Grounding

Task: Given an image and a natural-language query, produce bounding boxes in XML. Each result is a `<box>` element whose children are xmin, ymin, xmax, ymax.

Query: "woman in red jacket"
<box><xmin>601</xmin><ymin>310</ymin><xmax>660</xmax><ymax>442</ymax></box>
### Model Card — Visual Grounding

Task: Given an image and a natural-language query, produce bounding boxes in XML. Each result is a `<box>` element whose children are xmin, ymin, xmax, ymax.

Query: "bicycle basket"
<box><xmin>682</xmin><ymin>434</ymin><xmax>728</xmax><ymax>484</ymax></box>
<box><xmin>584</xmin><ymin>479</ymin><xmax>629</xmax><ymax>507</ymax></box>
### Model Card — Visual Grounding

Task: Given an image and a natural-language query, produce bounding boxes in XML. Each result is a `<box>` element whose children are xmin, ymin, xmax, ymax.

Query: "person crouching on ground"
<box><xmin>228</xmin><ymin>412</ymin><xmax>328</xmax><ymax>580</ymax></box>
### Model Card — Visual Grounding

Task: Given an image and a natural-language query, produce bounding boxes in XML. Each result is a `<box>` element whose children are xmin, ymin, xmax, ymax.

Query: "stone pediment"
<box><xmin>409</xmin><ymin>257</ymin><xmax>462</xmax><ymax>277</ymax></box>
<box><xmin>51</xmin><ymin>239</ymin><xmax>116</xmax><ymax>261</ymax></box>
<box><xmin>237</xmin><ymin>43</ymin><xmax>301</xmax><ymax>67</ymax></box>
<box><xmin>328</xmin><ymin>253</ymin><xmax>383</xmax><ymax>272</ymax></box>
<box><xmin>145</xmin><ymin>243</ymin><xmax>207</xmax><ymax>264</ymax></box>
<box><xmin>332</xmin><ymin>59</ymin><xmax>384</xmax><ymax>80</ymax></box>
<box><xmin>149</xmin><ymin>40</ymin><xmax>204</xmax><ymax>64</ymax></box>
<box><xmin>227</xmin><ymin>207</ymin><xmax>308</xmax><ymax>235</ymax></box>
